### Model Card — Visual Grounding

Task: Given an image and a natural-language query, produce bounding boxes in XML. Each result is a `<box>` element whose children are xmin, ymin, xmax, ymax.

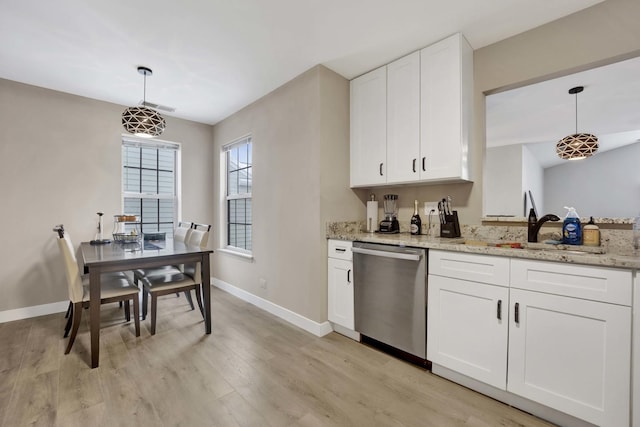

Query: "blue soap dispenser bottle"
<box><xmin>562</xmin><ymin>206</ymin><xmax>582</xmax><ymax>245</ymax></box>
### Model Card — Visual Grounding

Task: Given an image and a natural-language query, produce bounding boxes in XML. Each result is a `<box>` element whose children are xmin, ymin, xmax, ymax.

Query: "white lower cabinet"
<box><xmin>328</xmin><ymin>257</ymin><xmax>354</xmax><ymax>329</ymax></box>
<box><xmin>428</xmin><ymin>251</ymin><xmax>632</xmax><ymax>427</ymax></box>
<box><xmin>509</xmin><ymin>260</ymin><xmax>632</xmax><ymax>427</ymax></box>
<box><xmin>428</xmin><ymin>275</ymin><xmax>508</xmax><ymax>389</ymax></box>
<box><xmin>508</xmin><ymin>288</ymin><xmax>631</xmax><ymax>427</ymax></box>
<box><xmin>327</xmin><ymin>240</ymin><xmax>354</xmax><ymax>331</ymax></box>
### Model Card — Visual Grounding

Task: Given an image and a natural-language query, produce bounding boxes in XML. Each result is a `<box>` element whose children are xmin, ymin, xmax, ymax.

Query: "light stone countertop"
<box><xmin>327</xmin><ymin>222</ymin><xmax>640</xmax><ymax>270</ymax></box>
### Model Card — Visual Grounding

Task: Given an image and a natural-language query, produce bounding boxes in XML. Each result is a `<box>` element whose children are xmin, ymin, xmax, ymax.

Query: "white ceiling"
<box><xmin>0</xmin><ymin>0</ymin><xmax>604</xmax><ymax>125</ymax></box>
<box><xmin>486</xmin><ymin>55</ymin><xmax>640</xmax><ymax>168</ymax></box>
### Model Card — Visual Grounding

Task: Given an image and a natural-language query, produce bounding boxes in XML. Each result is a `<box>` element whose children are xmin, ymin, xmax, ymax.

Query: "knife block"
<box><xmin>440</xmin><ymin>211</ymin><xmax>461</xmax><ymax>238</ymax></box>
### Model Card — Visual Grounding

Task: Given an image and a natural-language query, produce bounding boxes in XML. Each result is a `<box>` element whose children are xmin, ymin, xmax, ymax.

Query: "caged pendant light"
<box><xmin>122</xmin><ymin>66</ymin><xmax>166</xmax><ymax>138</ymax></box>
<box><xmin>556</xmin><ymin>86</ymin><xmax>598</xmax><ymax>160</ymax></box>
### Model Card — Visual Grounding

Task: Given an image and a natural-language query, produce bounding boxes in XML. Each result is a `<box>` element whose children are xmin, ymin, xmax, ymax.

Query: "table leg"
<box><xmin>89</xmin><ymin>268</ymin><xmax>101</xmax><ymax>368</ymax></box>
<box><xmin>201</xmin><ymin>254</ymin><xmax>212</xmax><ymax>334</ymax></box>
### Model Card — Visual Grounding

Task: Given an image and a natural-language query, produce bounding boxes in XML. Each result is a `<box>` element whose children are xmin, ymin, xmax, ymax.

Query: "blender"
<box><xmin>379</xmin><ymin>194</ymin><xmax>400</xmax><ymax>233</ymax></box>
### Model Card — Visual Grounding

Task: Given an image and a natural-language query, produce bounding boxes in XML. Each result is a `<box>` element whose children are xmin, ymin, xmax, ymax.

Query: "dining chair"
<box><xmin>55</xmin><ymin>226</ymin><xmax>134</xmax><ymax>337</ymax></box>
<box><xmin>173</xmin><ymin>221</ymin><xmax>193</xmax><ymax>243</ymax></box>
<box><xmin>54</xmin><ymin>225</ymin><xmax>141</xmax><ymax>354</ymax></box>
<box><xmin>172</xmin><ymin>221</ymin><xmax>195</xmax><ymax>306</ymax></box>
<box><xmin>136</xmin><ymin>221</ymin><xmax>198</xmax><ymax>308</ymax></box>
<box><xmin>135</xmin><ymin>223</ymin><xmax>210</xmax><ymax>335</ymax></box>
<box><xmin>181</xmin><ymin>223</ymin><xmax>210</xmax><ymax>278</ymax></box>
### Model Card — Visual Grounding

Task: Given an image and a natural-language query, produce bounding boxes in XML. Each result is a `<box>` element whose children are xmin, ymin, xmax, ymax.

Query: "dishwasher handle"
<box><xmin>351</xmin><ymin>246</ymin><xmax>423</xmax><ymax>262</ymax></box>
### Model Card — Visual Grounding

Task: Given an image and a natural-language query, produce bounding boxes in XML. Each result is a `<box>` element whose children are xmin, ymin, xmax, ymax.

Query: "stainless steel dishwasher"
<box><xmin>352</xmin><ymin>241</ymin><xmax>427</xmax><ymax>360</ymax></box>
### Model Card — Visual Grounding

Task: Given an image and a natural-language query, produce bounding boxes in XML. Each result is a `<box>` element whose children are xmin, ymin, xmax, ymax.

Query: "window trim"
<box><xmin>220</xmin><ymin>134</ymin><xmax>252</xmax><ymax>256</ymax></box>
<box><xmin>121</xmin><ymin>135</ymin><xmax>182</xmax><ymax>232</ymax></box>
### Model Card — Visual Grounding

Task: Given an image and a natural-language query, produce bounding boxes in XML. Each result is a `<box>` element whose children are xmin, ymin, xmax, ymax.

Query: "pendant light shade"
<box><xmin>556</xmin><ymin>86</ymin><xmax>598</xmax><ymax>160</ymax></box>
<box><xmin>122</xmin><ymin>67</ymin><xmax>166</xmax><ymax>138</ymax></box>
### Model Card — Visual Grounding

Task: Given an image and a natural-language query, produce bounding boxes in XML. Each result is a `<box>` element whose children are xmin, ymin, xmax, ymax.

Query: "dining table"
<box><xmin>80</xmin><ymin>239</ymin><xmax>214</xmax><ymax>368</ymax></box>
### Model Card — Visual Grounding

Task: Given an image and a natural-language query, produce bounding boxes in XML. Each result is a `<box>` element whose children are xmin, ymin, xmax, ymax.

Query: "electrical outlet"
<box><xmin>259</xmin><ymin>277</ymin><xmax>267</xmax><ymax>289</ymax></box>
<box><xmin>424</xmin><ymin>202</ymin><xmax>439</xmax><ymax>216</ymax></box>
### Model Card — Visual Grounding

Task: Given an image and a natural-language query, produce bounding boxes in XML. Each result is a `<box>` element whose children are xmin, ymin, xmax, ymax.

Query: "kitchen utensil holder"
<box><xmin>440</xmin><ymin>211</ymin><xmax>461</xmax><ymax>238</ymax></box>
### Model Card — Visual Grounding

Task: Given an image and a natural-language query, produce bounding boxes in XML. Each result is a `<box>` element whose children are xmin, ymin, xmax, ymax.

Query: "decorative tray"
<box><xmin>112</xmin><ymin>233</ymin><xmax>142</xmax><ymax>243</ymax></box>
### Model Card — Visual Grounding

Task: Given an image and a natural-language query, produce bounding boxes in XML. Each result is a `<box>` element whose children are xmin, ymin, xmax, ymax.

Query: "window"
<box><xmin>224</xmin><ymin>136</ymin><xmax>252</xmax><ymax>252</ymax></box>
<box><xmin>122</xmin><ymin>137</ymin><xmax>180</xmax><ymax>234</ymax></box>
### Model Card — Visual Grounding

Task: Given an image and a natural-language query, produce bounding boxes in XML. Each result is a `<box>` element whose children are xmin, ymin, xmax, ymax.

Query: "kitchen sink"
<box><xmin>462</xmin><ymin>239</ymin><xmax>523</xmax><ymax>249</ymax></box>
<box><xmin>459</xmin><ymin>240</ymin><xmax>605</xmax><ymax>254</ymax></box>
<box><xmin>524</xmin><ymin>242</ymin><xmax>606</xmax><ymax>254</ymax></box>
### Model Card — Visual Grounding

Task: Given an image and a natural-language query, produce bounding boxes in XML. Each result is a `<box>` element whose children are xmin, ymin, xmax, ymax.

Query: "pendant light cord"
<box><xmin>574</xmin><ymin>90</ymin><xmax>578</xmax><ymax>134</ymax></box>
<box><xmin>143</xmin><ymin>72</ymin><xmax>147</xmax><ymax>104</ymax></box>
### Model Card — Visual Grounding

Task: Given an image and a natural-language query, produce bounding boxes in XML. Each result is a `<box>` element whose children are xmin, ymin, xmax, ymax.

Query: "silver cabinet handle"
<box><xmin>379</xmin><ymin>163</ymin><xmax>384</xmax><ymax>176</ymax></box>
<box><xmin>351</xmin><ymin>247</ymin><xmax>422</xmax><ymax>261</ymax></box>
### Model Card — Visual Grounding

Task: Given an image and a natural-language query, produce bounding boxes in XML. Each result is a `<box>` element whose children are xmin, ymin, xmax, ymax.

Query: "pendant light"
<box><xmin>122</xmin><ymin>66</ymin><xmax>166</xmax><ymax>138</ymax></box>
<box><xmin>556</xmin><ymin>86</ymin><xmax>598</xmax><ymax>160</ymax></box>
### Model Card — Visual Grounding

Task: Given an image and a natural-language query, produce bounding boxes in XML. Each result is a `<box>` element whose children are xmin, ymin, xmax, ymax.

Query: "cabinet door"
<box><xmin>328</xmin><ymin>258</ymin><xmax>354</xmax><ymax>330</ymax></box>
<box><xmin>350</xmin><ymin>66</ymin><xmax>387</xmax><ymax>187</ymax></box>
<box><xmin>428</xmin><ymin>275</ymin><xmax>509</xmax><ymax>389</ymax></box>
<box><xmin>508</xmin><ymin>289</ymin><xmax>631</xmax><ymax>427</ymax></box>
<box><xmin>386</xmin><ymin>51</ymin><xmax>420</xmax><ymax>184</ymax></box>
<box><xmin>420</xmin><ymin>33</ymin><xmax>472</xmax><ymax>181</ymax></box>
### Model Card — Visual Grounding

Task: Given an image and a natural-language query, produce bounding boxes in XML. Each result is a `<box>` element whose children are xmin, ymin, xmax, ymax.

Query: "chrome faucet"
<box><xmin>527</xmin><ymin>210</ymin><xmax>561</xmax><ymax>243</ymax></box>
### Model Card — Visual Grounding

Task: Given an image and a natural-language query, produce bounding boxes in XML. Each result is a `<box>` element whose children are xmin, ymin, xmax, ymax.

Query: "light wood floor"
<box><xmin>0</xmin><ymin>287</ymin><xmax>554</xmax><ymax>427</ymax></box>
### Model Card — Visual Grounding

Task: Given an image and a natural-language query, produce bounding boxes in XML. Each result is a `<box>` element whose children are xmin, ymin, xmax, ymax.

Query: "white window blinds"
<box><xmin>122</xmin><ymin>137</ymin><xmax>180</xmax><ymax>234</ymax></box>
<box><xmin>224</xmin><ymin>136</ymin><xmax>252</xmax><ymax>251</ymax></box>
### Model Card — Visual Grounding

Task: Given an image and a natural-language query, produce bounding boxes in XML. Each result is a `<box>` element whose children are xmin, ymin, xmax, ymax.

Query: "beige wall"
<box><xmin>0</xmin><ymin>79</ymin><xmax>213</xmax><ymax>312</ymax></box>
<box><xmin>212</xmin><ymin>65</ymin><xmax>361</xmax><ymax>323</ymax></box>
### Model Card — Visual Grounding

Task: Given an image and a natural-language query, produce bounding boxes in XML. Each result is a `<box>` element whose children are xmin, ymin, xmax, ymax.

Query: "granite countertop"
<box><xmin>327</xmin><ymin>229</ymin><xmax>640</xmax><ymax>270</ymax></box>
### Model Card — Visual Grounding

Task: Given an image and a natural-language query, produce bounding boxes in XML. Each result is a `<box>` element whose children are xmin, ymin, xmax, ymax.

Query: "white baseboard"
<box><xmin>0</xmin><ymin>301</ymin><xmax>69</xmax><ymax>324</ymax></box>
<box><xmin>212</xmin><ymin>278</ymin><xmax>333</xmax><ymax>337</ymax></box>
<box><xmin>0</xmin><ymin>280</ymin><xmax>335</xmax><ymax>341</ymax></box>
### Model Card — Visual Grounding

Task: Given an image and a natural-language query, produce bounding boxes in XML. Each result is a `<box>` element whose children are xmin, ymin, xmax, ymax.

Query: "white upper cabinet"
<box><xmin>349</xmin><ymin>33</ymin><xmax>473</xmax><ymax>188</ymax></box>
<box><xmin>350</xmin><ymin>66</ymin><xmax>387</xmax><ymax>187</ymax></box>
<box><xmin>386</xmin><ymin>51</ymin><xmax>421</xmax><ymax>184</ymax></box>
<box><xmin>420</xmin><ymin>33</ymin><xmax>472</xmax><ymax>182</ymax></box>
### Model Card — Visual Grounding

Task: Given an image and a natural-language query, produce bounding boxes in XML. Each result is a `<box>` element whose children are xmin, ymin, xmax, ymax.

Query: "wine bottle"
<box><xmin>410</xmin><ymin>200</ymin><xmax>422</xmax><ymax>235</ymax></box>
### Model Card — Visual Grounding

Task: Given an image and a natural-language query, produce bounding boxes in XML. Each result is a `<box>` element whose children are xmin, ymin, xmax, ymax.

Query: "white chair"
<box><xmin>56</xmin><ymin>226</ymin><xmax>135</xmax><ymax>337</ymax></box>
<box><xmin>173</xmin><ymin>221</ymin><xmax>193</xmax><ymax>243</ymax></box>
<box><xmin>136</xmin><ymin>221</ymin><xmax>198</xmax><ymax>308</ymax></box>
<box><xmin>54</xmin><ymin>225</ymin><xmax>140</xmax><ymax>354</ymax></box>
<box><xmin>171</xmin><ymin>221</ymin><xmax>195</xmax><ymax>305</ymax></box>
<box><xmin>135</xmin><ymin>223</ymin><xmax>210</xmax><ymax>335</ymax></box>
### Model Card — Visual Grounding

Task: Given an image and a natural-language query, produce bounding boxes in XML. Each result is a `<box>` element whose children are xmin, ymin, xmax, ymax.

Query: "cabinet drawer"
<box><xmin>511</xmin><ymin>259</ymin><xmax>632</xmax><ymax>306</ymax></box>
<box><xmin>328</xmin><ymin>240</ymin><xmax>353</xmax><ymax>261</ymax></box>
<box><xmin>429</xmin><ymin>250</ymin><xmax>509</xmax><ymax>286</ymax></box>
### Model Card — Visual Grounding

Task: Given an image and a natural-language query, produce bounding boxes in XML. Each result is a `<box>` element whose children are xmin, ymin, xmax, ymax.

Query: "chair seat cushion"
<box><xmin>135</xmin><ymin>266</ymin><xmax>185</xmax><ymax>282</ymax></box>
<box><xmin>80</xmin><ymin>271</ymin><xmax>129</xmax><ymax>286</ymax></box>
<box><xmin>134</xmin><ymin>265</ymin><xmax>182</xmax><ymax>280</ymax></box>
<box><xmin>81</xmin><ymin>275</ymin><xmax>139</xmax><ymax>302</ymax></box>
<box><xmin>140</xmin><ymin>271</ymin><xmax>196</xmax><ymax>292</ymax></box>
